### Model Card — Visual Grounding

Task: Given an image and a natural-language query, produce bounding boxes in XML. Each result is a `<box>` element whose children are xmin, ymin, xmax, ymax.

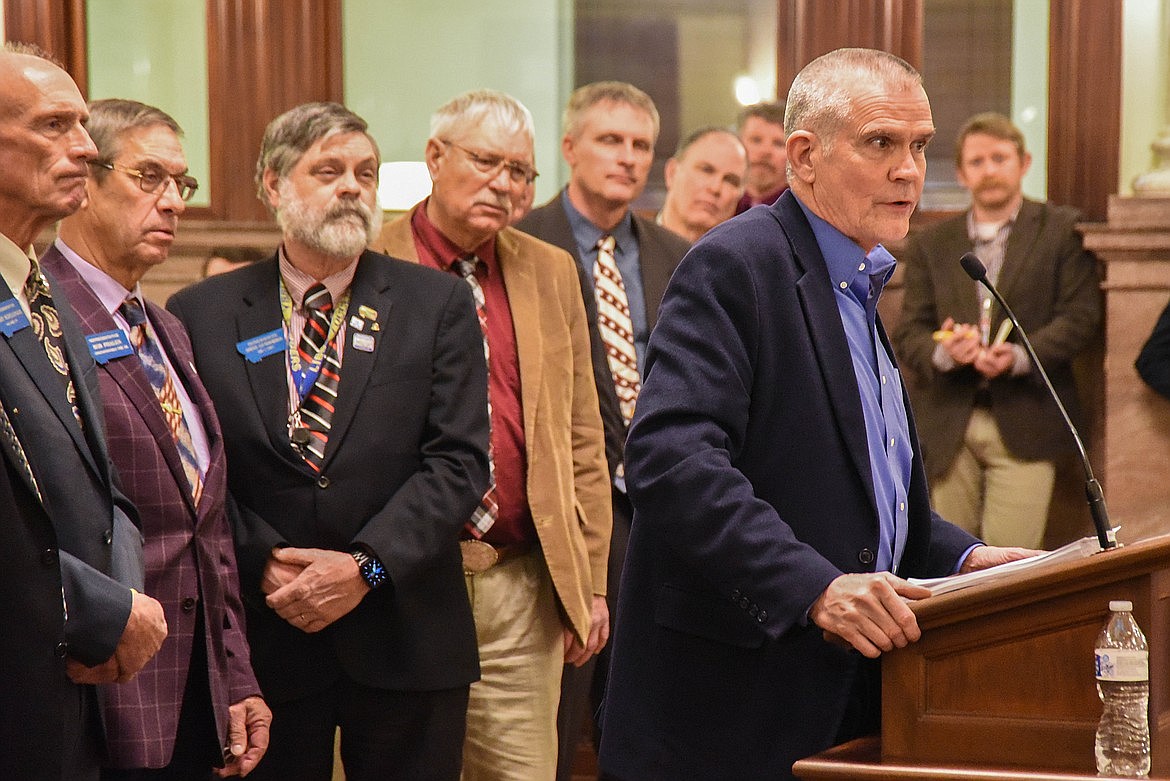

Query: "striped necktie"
<box><xmin>24</xmin><ymin>259</ymin><xmax>81</xmax><ymax>426</ymax></box>
<box><xmin>452</xmin><ymin>256</ymin><xmax>498</xmax><ymax>538</ymax></box>
<box><xmin>593</xmin><ymin>234</ymin><xmax>640</xmax><ymax>425</ymax></box>
<box><xmin>293</xmin><ymin>283</ymin><xmax>341</xmax><ymax>473</ymax></box>
<box><xmin>119</xmin><ymin>297</ymin><xmax>203</xmax><ymax>505</ymax></box>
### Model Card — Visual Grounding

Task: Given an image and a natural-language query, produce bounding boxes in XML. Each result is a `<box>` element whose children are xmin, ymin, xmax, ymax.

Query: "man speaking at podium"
<box><xmin>598</xmin><ymin>48</ymin><xmax>1038</xmax><ymax>781</ymax></box>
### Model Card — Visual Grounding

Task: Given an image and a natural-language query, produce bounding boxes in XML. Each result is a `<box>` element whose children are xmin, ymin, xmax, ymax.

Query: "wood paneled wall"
<box><xmin>207</xmin><ymin>0</ymin><xmax>343</xmax><ymax>221</ymax></box>
<box><xmin>1048</xmin><ymin>0</ymin><xmax>1122</xmax><ymax>221</ymax></box>
<box><xmin>777</xmin><ymin>0</ymin><xmax>925</xmax><ymax>90</ymax></box>
<box><xmin>5</xmin><ymin>0</ymin><xmax>1122</xmax><ymax>223</ymax></box>
<box><xmin>2</xmin><ymin>0</ymin><xmax>87</xmax><ymax>89</ymax></box>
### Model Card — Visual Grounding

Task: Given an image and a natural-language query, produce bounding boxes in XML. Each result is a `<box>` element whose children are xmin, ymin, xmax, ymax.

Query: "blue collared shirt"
<box><xmin>561</xmin><ymin>190</ymin><xmax>650</xmax><ymax>375</ymax></box>
<box><xmin>795</xmin><ymin>198</ymin><xmax>912</xmax><ymax>573</ymax></box>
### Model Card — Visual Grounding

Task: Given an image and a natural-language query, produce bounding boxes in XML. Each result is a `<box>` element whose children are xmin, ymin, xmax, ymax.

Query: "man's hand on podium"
<box><xmin>958</xmin><ymin>545</ymin><xmax>1043</xmax><ymax>574</ymax></box>
<box><xmin>810</xmin><ymin>572</ymin><xmax>933</xmax><ymax>659</ymax></box>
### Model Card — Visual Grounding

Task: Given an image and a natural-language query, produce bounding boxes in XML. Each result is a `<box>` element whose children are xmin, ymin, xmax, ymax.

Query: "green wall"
<box><xmin>86</xmin><ymin>0</ymin><xmax>210</xmax><ymax>208</ymax></box>
<box><xmin>343</xmin><ymin>0</ymin><xmax>574</xmax><ymax>206</ymax></box>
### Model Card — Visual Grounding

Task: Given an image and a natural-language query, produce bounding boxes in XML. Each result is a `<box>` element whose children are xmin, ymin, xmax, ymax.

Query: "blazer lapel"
<box><xmin>774</xmin><ymin>197</ymin><xmax>879</xmax><ymax>520</ymax></box>
<box><xmin>237</xmin><ymin>267</ymin><xmax>298</xmax><ymax>463</ymax></box>
<box><xmin>996</xmin><ymin>199</ymin><xmax>1044</xmax><ymax>305</ymax></box>
<box><xmin>0</xmin><ymin>291</ymin><xmax>103</xmax><ymax>480</ymax></box>
<box><xmin>319</xmin><ymin>253</ymin><xmax>390</xmax><ymax>467</ymax></box>
<box><xmin>42</xmin><ymin>251</ymin><xmax>202</xmax><ymax>511</ymax></box>
<box><xmin>497</xmin><ymin>229</ymin><xmax>543</xmax><ymax>442</ymax></box>
<box><xmin>631</xmin><ymin>214</ymin><xmax>675</xmax><ymax>330</ymax></box>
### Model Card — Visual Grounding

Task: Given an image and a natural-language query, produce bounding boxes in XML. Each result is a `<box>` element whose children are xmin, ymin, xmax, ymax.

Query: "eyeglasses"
<box><xmin>89</xmin><ymin>161</ymin><xmax>199</xmax><ymax>202</ymax></box>
<box><xmin>441</xmin><ymin>140</ymin><xmax>538</xmax><ymax>185</ymax></box>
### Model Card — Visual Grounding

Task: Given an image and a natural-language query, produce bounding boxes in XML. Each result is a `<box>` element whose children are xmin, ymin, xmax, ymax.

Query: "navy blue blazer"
<box><xmin>598</xmin><ymin>191</ymin><xmax>978</xmax><ymax>780</ymax></box>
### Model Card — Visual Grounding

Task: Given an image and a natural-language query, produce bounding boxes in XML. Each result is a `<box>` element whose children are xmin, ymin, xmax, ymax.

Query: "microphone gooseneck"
<box><xmin>957</xmin><ymin>252</ymin><xmax>1116</xmax><ymax>551</ymax></box>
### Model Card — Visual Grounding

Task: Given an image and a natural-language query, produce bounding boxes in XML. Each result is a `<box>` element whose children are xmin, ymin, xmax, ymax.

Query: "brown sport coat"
<box><xmin>376</xmin><ymin>208</ymin><xmax>611</xmax><ymax>644</ymax></box>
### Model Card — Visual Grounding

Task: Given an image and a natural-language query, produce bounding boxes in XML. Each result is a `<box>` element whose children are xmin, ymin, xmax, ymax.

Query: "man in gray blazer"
<box><xmin>515</xmin><ymin>80</ymin><xmax>690</xmax><ymax>781</ymax></box>
<box><xmin>0</xmin><ymin>43</ymin><xmax>166</xmax><ymax>781</ymax></box>
<box><xmin>893</xmin><ymin>112</ymin><xmax>1102</xmax><ymax>549</ymax></box>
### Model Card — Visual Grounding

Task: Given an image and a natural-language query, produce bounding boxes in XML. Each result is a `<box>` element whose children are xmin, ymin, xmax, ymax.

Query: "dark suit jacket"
<box><xmin>892</xmin><ymin>199</ymin><xmax>1102</xmax><ymax>477</ymax></box>
<box><xmin>598</xmin><ymin>192</ymin><xmax>978</xmax><ymax>780</ymax></box>
<box><xmin>0</xmin><ymin>266</ymin><xmax>141</xmax><ymax>780</ymax></box>
<box><xmin>167</xmin><ymin>251</ymin><xmax>488</xmax><ymax>701</ymax></box>
<box><xmin>1136</xmin><ymin>299</ymin><xmax>1170</xmax><ymax>399</ymax></box>
<box><xmin>44</xmin><ymin>247</ymin><xmax>261</xmax><ymax>768</ymax></box>
<box><xmin>515</xmin><ymin>193</ymin><xmax>689</xmax><ymax>506</ymax></box>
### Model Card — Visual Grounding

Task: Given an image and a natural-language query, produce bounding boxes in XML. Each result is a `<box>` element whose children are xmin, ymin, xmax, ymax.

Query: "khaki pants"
<box><xmin>462</xmin><ymin>550</ymin><xmax>563</xmax><ymax>781</ymax></box>
<box><xmin>930</xmin><ymin>408</ymin><xmax>1055</xmax><ymax>548</ymax></box>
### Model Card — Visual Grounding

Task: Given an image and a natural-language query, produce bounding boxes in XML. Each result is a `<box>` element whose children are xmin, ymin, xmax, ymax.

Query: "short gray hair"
<box><xmin>429</xmin><ymin>89</ymin><xmax>535</xmax><ymax>149</ymax></box>
<box><xmin>255</xmin><ymin>102</ymin><xmax>378</xmax><ymax>209</ymax></box>
<box><xmin>563</xmin><ymin>81</ymin><xmax>660</xmax><ymax>142</ymax></box>
<box><xmin>86</xmin><ymin>99</ymin><xmax>181</xmax><ymax>178</ymax></box>
<box><xmin>785</xmin><ymin>48</ymin><xmax>922</xmax><ymax>144</ymax></box>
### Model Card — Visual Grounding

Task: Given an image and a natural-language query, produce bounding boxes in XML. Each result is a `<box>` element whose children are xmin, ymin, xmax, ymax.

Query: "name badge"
<box><xmin>86</xmin><ymin>329</ymin><xmax>135</xmax><ymax>364</ymax></box>
<box><xmin>0</xmin><ymin>297</ymin><xmax>31</xmax><ymax>337</ymax></box>
<box><xmin>236</xmin><ymin>328</ymin><xmax>287</xmax><ymax>363</ymax></box>
<box><xmin>352</xmin><ymin>332</ymin><xmax>375</xmax><ymax>353</ymax></box>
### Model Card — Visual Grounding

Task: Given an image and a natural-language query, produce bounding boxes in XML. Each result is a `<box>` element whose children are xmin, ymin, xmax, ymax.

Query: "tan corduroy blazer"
<box><xmin>376</xmin><ymin>207</ymin><xmax>611</xmax><ymax>644</ymax></box>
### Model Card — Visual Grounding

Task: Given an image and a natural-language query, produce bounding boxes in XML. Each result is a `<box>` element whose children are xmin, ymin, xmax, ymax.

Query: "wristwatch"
<box><xmin>351</xmin><ymin>548</ymin><xmax>388</xmax><ymax>589</ymax></box>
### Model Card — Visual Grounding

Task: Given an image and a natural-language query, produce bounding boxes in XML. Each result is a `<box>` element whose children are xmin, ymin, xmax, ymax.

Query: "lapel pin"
<box><xmin>352</xmin><ymin>332</ymin><xmax>375</xmax><ymax>353</ymax></box>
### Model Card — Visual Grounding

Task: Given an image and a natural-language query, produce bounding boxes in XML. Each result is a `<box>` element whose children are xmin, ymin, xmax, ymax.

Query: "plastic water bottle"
<box><xmin>1094</xmin><ymin>600</ymin><xmax>1150</xmax><ymax>776</ymax></box>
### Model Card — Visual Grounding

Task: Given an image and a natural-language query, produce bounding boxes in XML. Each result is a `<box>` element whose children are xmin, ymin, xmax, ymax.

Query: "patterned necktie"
<box><xmin>120</xmin><ymin>297</ymin><xmax>203</xmax><ymax>505</ymax></box>
<box><xmin>24</xmin><ymin>259</ymin><xmax>81</xmax><ymax>426</ymax></box>
<box><xmin>293</xmin><ymin>283</ymin><xmax>341</xmax><ymax>473</ymax></box>
<box><xmin>593</xmin><ymin>234</ymin><xmax>640</xmax><ymax>425</ymax></box>
<box><xmin>453</xmin><ymin>256</ymin><xmax>498</xmax><ymax>538</ymax></box>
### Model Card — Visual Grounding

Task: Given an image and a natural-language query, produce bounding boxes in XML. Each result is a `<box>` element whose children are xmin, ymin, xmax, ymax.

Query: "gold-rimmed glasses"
<box><xmin>89</xmin><ymin>161</ymin><xmax>199</xmax><ymax>202</ymax></box>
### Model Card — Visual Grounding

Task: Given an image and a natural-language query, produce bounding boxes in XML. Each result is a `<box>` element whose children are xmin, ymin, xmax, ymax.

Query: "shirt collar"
<box><xmin>278</xmin><ymin>246</ymin><xmax>360</xmax><ymax>310</ymax></box>
<box><xmin>410</xmin><ymin>197</ymin><xmax>498</xmax><ymax>273</ymax></box>
<box><xmin>966</xmin><ymin>203</ymin><xmax>1020</xmax><ymax>243</ymax></box>
<box><xmin>794</xmin><ymin>194</ymin><xmax>897</xmax><ymax>301</ymax></box>
<box><xmin>54</xmin><ymin>238</ymin><xmax>143</xmax><ymax>318</ymax></box>
<box><xmin>561</xmin><ymin>188</ymin><xmax>635</xmax><ymax>254</ymax></box>
<box><xmin>0</xmin><ymin>231</ymin><xmax>34</xmax><ymax>301</ymax></box>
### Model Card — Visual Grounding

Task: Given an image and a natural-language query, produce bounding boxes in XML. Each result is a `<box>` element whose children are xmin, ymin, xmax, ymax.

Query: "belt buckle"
<box><xmin>460</xmin><ymin>539</ymin><xmax>499</xmax><ymax>575</ymax></box>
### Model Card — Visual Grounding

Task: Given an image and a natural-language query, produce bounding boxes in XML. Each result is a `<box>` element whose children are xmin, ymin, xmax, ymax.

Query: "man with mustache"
<box><xmin>375</xmin><ymin>89</ymin><xmax>611</xmax><ymax>781</ymax></box>
<box><xmin>734</xmin><ymin>100</ymin><xmax>788</xmax><ymax>214</ymax></box>
<box><xmin>41</xmin><ymin>98</ymin><xmax>270</xmax><ymax>779</ymax></box>
<box><xmin>168</xmin><ymin>102</ymin><xmax>490</xmax><ymax>780</ymax></box>
<box><xmin>658</xmin><ymin>126</ymin><xmax>747</xmax><ymax>243</ymax></box>
<box><xmin>894</xmin><ymin>112</ymin><xmax>1102</xmax><ymax>548</ymax></box>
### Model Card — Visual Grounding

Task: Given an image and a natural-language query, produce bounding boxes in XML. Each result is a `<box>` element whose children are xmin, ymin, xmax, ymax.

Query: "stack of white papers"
<box><xmin>908</xmin><ymin>533</ymin><xmax>1107</xmax><ymax>597</ymax></box>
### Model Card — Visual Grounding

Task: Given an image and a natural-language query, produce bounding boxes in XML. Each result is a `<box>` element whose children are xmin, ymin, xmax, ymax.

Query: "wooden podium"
<box><xmin>794</xmin><ymin>534</ymin><xmax>1170</xmax><ymax>779</ymax></box>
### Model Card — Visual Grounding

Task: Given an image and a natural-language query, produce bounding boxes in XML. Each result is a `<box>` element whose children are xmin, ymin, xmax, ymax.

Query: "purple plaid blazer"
<box><xmin>43</xmin><ymin>247</ymin><xmax>261</xmax><ymax>769</ymax></box>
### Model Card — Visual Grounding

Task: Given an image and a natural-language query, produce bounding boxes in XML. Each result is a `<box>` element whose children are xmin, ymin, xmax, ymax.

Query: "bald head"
<box><xmin>0</xmin><ymin>45</ymin><xmax>97</xmax><ymax>248</ymax></box>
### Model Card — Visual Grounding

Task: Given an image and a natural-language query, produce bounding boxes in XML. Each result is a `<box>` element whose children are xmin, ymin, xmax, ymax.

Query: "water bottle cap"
<box><xmin>1109</xmin><ymin>600</ymin><xmax>1133</xmax><ymax>612</ymax></box>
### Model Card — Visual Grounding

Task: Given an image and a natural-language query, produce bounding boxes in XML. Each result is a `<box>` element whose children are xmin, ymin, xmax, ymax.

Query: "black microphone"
<box><xmin>958</xmin><ymin>251</ymin><xmax>1116</xmax><ymax>551</ymax></box>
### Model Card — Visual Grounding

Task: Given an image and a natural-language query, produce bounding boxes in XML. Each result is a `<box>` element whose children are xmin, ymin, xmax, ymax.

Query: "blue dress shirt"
<box><xmin>795</xmin><ymin>198</ymin><xmax>912</xmax><ymax>573</ymax></box>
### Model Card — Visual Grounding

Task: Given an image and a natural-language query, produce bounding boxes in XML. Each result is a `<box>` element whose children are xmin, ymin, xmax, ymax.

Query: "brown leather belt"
<box><xmin>460</xmin><ymin>539</ymin><xmax>534</xmax><ymax>575</ymax></box>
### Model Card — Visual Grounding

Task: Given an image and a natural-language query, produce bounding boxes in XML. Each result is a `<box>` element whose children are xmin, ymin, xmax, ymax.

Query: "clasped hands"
<box><xmin>937</xmin><ymin>317</ymin><xmax>1013</xmax><ymax>379</ymax></box>
<box><xmin>261</xmin><ymin>546</ymin><xmax>370</xmax><ymax>633</ymax></box>
<box><xmin>810</xmin><ymin>545</ymin><xmax>1039</xmax><ymax>658</ymax></box>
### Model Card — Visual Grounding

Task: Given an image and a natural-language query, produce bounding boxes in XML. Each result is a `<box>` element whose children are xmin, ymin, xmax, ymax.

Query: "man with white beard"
<box><xmin>167</xmin><ymin>102</ymin><xmax>491</xmax><ymax>781</ymax></box>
